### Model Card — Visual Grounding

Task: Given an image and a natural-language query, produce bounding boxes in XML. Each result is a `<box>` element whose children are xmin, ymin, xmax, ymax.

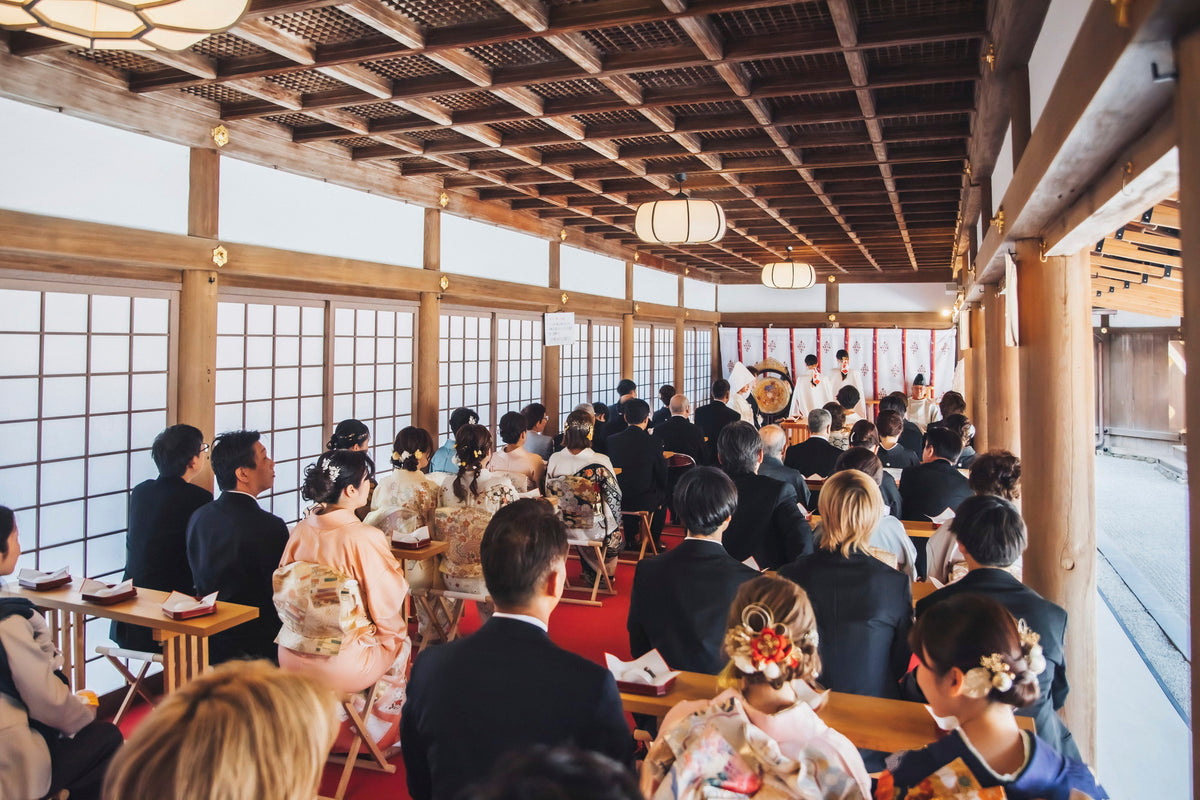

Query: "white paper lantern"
<box><xmin>0</xmin><ymin>0</ymin><xmax>249</xmax><ymax>51</ymax></box>
<box><xmin>761</xmin><ymin>252</ymin><xmax>816</xmax><ymax>289</ymax></box>
<box><xmin>635</xmin><ymin>196</ymin><xmax>726</xmax><ymax>244</ymax></box>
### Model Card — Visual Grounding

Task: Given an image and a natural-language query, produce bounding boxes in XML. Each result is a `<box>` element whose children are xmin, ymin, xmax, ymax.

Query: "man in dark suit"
<box><xmin>757</xmin><ymin>424</ymin><xmax>812</xmax><ymax>510</ymax></box>
<box><xmin>693</xmin><ymin>379</ymin><xmax>740</xmax><ymax>465</ymax></box>
<box><xmin>651</xmin><ymin>394</ymin><xmax>706</xmax><ymax>465</ymax></box>
<box><xmin>402</xmin><ymin>500</ymin><xmax>633</xmax><ymax>800</ymax></box>
<box><xmin>783</xmin><ymin>408</ymin><xmax>842</xmax><ymax>478</ymax></box>
<box><xmin>113</xmin><ymin>424</ymin><xmax>213</xmax><ymax>652</ymax></box>
<box><xmin>649</xmin><ymin>384</ymin><xmax>674</xmax><ymax>430</ymax></box>
<box><xmin>186</xmin><ymin>430</ymin><xmax>289</xmax><ymax>665</ymax></box>
<box><xmin>718</xmin><ymin>422</ymin><xmax>813</xmax><ymax>569</ymax></box>
<box><xmin>913</xmin><ymin>495</ymin><xmax>1077</xmax><ymax>759</ymax></box>
<box><xmin>898</xmin><ymin>426</ymin><xmax>971</xmax><ymax>522</ymax></box>
<box><xmin>603</xmin><ymin>379</ymin><xmax>637</xmax><ymax>439</ymax></box>
<box><xmin>880</xmin><ymin>393</ymin><xmax>924</xmax><ymax>457</ymax></box>
<box><xmin>627</xmin><ymin>467</ymin><xmax>760</xmax><ymax>674</ymax></box>
<box><xmin>606</xmin><ymin>398</ymin><xmax>668</xmax><ymax>546</ymax></box>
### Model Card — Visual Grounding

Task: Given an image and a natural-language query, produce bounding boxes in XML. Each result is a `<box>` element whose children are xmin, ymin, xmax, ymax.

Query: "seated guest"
<box><xmin>113</xmin><ymin>424</ymin><xmax>212</xmax><ymax>652</ymax></box>
<box><xmin>0</xmin><ymin>507</ymin><xmax>123</xmax><ymax>800</ymax></box>
<box><xmin>779</xmin><ymin>471</ymin><xmax>912</xmax><ymax>704</ymax></box>
<box><xmin>102</xmin><ymin>661</ymin><xmax>336</xmax><ymax>800</ymax></box>
<box><xmin>905</xmin><ymin>373</ymin><xmax>939</xmax><ymax>430</ymax></box>
<box><xmin>650</xmin><ymin>384</ymin><xmax>675</xmax><ymax>430</ymax></box>
<box><xmin>758</xmin><ymin>424</ymin><xmax>812</xmax><ymax>509</ymax></box>
<box><xmin>875</xmin><ymin>409</ymin><xmax>920</xmax><ymax>469</ymax></box>
<box><xmin>828</xmin><ymin>448</ymin><xmax>916</xmax><ymax>579</ymax></box>
<box><xmin>462</xmin><ymin>746</ymin><xmax>641</xmax><ymax>800</ymax></box>
<box><xmin>607</xmin><ymin>398</ymin><xmax>668</xmax><ymax>549</ymax></box>
<box><xmin>880</xmin><ymin>393</ymin><xmax>924</xmax><ymax>457</ymax></box>
<box><xmin>641</xmin><ymin>576</ymin><xmax>870</xmax><ymax>800</ymax></box>
<box><xmin>521</xmin><ymin>403</ymin><xmax>554</xmax><ymax>460</ymax></box>
<box><xmin>936</xmin><ymin>390</ymin><xmax>968</xmax><ymax>424</ymax></box>
<box><xmin>546</xmin><ymin>410</ymin><xmax>622</xmax><ymax>588</ymax></box>
<box><xmin>784</xmin><ymin>408</ymin><xmax>842</xmax><ymax>478</ymax></box>
<box><xmin>848</xmin><ymin>420</ymin><xmax>901</xmax><ymax>519</ymax></box>
<box><xmin>490</xmin><ymin>411</ymin><xmax>546</xmax><ymax>491</ymax></box>
<box><xmin>914</xmin><ymin>496</ymin><xmax>1077</xmax><ymax>759</ymax></box>
<box><xmin>401</xmin><ymin>500</ymin><xmax>633</xmax><ymax>800</ymax></box>
<box><xmin>327</xmin><ymin>418</ymin><xmax>370</xmax><ymax>452</ymax></box>
<box><xmin>431</xmin><ymin>406</ymin><xmax>478</xmax><ymax>474</ymax></box>
<box><xmin>365</xmin><ymin>426</ymin><xmax>441</xmax><ymax>581</ymax></box>
<box><xmin>927</xmin><ymin>450</ymin><xmax>1023</xmax><ymax>584</ymax></box>
<box><xmin>604</xmin><ymin>379</ymin><xmax>638</xmax><ymax>439</ymax></box>
<box><xmin>591</xmin><ymin>401</ymin><xmax>610</xmax><ymax>455</ymax></box>
<box><xmin>187</xmin><ymin>430</ymin><xmax>289</xmax><ymax>664</ymax></box>
<box><xmin>836</xmin><ymin>384</ymin><xmax>863</xmax><ymax>428</ymax></box>
<box><xmin>627</xmin><ymin>468</ymin><xmax>759</xmax><ymax>674</ymax></box>
<box><xmin>899</xmin><ymin>427</ymin><xmax>972</xmax><ymax>524</ymax></box>
<box><xmin>789</xmin><ymin>353</ymin><xmax>830</xmax><ymax>418</ymax></box>
<box><xmin>717</xmin><ymin>422</ymin><xmax>812</xmax><ymax>570</ymax></box>
<box><xmin>651</xmin><ymin>394</ymin><xmax>706</xmax><ymax>465</ymax></box>
<box><xmin>694</xmin><ymin>379</ymin><xmax>740</xmax><ymax>465</ymax></box>
<box><xmin>943</xmin><ymin>413</ymin><xmax>977</xmax><ymax>468</ymax></box>
<box><xmin>823</xmin><ymin>402</ymin><xmax>850</xmax><ymax>450</ymax></box>
<box><xmin>881</xmin><ymin>595</ymin><xmax>1104</xmax><ymax>798</ymax></box>
<box><xmin>274</xmin><ymin>449</ymin><xmax>410</xmax><ymax>752</ymax></box>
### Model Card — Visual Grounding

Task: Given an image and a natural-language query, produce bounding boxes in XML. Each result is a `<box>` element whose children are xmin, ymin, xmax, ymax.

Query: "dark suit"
<box><xmin>722</xmin><ymin>472</ymin><xmax>813</xmax><ymax>569</ymax></box>
<box><xmin>693</xmin><ymin>400</ymin><xmax>739</xmax><ymax>465</ymax></box>
<box><xmin>757</xmin><ymin>455</ymin><xmax>812</xmax><ymax>509</ymax></box>
<box><xmin>112</xmin><ymin>475</ymin><xmax>213</xmax><ymax>652</ymax></box>
<box><xmin>914</xmin><ymin>568</ymin><xmax>1077</xmax><ymax>759</ymax></box>
<box><xmin>898</xmin><ymin>460</ymin><xmax>971</xmax><ymax>522</ymax></box>
<box><xmin>186</xmin><ymin>492</ymin><xmax>289</xmax><ymax>665</ymax></box>
<box><xmin>783</xmin><ymin>436</ymin><xmax>842</xmax><ymax>478</ymax></box>
<box><xmin>651</xmin><ymin>415</ymin><xmax>706</xmax><ymax>465</ymax></box>
<box><xmin>604</xmin><ymin>399</ymin><xmax>631</xmax><ymax>439</ymax></box>
<box><xmin>607</xmin><ymin>425</ymin><xmax>668</xmax><ymax>540</ymax></box>
<box><xmin>878</xmin><ymin>443</ymin><xmax>919</xmax><ymax>470</ymax></box>
<box><xmin>401</xmin><ymin>617</ymin><xmax>633</xmax><ymax>800</ymax></box>
<box><xmin>649</xmin><ymin>405</ymin><xmax>671</xmax><ymax>430</ymax></box>
<box><xmin>898</xmin><ymin>420</ymin><xmax>924</xmax><ymax>456</ymax></box>
<box><xmin>628</xmin><ymin>539</ymin><xmax>760</xmax><ymax>674</ymax></box>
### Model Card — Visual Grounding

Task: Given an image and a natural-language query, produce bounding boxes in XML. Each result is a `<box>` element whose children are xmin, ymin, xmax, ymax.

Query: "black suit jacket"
<box><xmin>898</xmin><ymin>459</ymin><xmax>972</xmax><ymax>522</ymax></box>
<box><xmin>898</xmin><ymin>420</ymin><xmax>924</xmax><ymax>456</ymax></box>
<box><xmin>113</xmin><ymin>475</ymin><xmax>213</xmax><ymax>652</ymax></box>
<box><xmin>757</xmin><ymin>455</ymin><xmax>812</xmax><ymax>509</ymax></box>
<box><xmin>914</xmin><ymin>568</ymin><xmax>1076</xmax><ymax>758</ymax></box>
<box><xmin>650</xmin><ymin>405</ymin><xmax>671</xmax><ymax>430</ymax></box>
<box><xmin>607</xmin><ymin>426</ymin><xmax>667</xmax><ymax>512</ymax></box>
<box><xmin>185</xmin><ymin>492</ymin><xmax>289</xmax><ymax>665</ymax></box>
<box><xmin>783</xmin><ymin>436</ymin><xmax>842</xmax><ymax>478</ymax></box>
<box><xmin>722</xmin><ymin>472</ymin><xmax>813</xmax><ymax>569</ymax></box>
<box><xmin>628</xmin><ymin>539</ymin><xmax>760</xmax><ymax>674</ymax></box>
<box><xmin>604</xmin><ymin>399</ymin><xmax>631</xmax><ymax>439</ymax></box>
<box><xmin>401</xmin><ymin>617</ymin><xmax>633</xmax><ymax>800</ymax></box>
<box><xmin>693</xmin><ymin>401</ymin><xmax>740</xmax><ymax>464</ymax></box>
<box><xmin>878</xmin><ymin>443</ymin><xmax>919</xmax><ymax>470</ymax></box>
<box><xmin>779</xmin><ymin>550</ymin><xmax>912</xmax><ymax>699</ymax></box>
<box><xmin>651</xmin><ymin>416</ymin><xmax>707</xmax><ymax>465</ymax></box>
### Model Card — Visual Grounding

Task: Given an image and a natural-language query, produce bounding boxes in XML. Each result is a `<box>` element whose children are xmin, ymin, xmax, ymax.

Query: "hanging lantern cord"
<box><xmin>673</xmin><ymin>172</ymin><xmax>688</xmax><ymax>199</ymax></box>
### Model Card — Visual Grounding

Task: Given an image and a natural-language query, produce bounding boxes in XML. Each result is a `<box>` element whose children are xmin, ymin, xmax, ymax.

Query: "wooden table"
<box><xmin>620</xmin><ymin>671</ymin><xmax>1033</xmax><ymax>752</ymax></box>
<box><xmin>902</xmin><ymin>520</ymin><xmax>938</xmax><ymax>539</ymax></box>
<box><xmin>780</xmin><ymin>420</ymin><xmax>810</xmax><ymax>448</ymax></box>
<box><xmin>1</xmin><ymin>579</ymin><xmax>257</xmax><ymax>693</ymax></box>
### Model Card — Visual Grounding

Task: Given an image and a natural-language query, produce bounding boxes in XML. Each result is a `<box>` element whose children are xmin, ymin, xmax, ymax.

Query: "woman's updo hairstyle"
<box><xmin>822</xmin><ymin>401</ymin><xmax>846</xmax><ymax>432</ymax></box>
<box><xmin>453</xmin><ymin>424</ymin><xmax>493</xmax><ymax>502</ymax></box>
<box><xmin>327</xmin><ymin>418</ymin><xmax>370</xmax><ymax>451</ymax></box>
<box><xmin>969</xmin><ymin>450</ymin><xmax>1022</xmax><ymax>500</ymax></box>
<box><xmin>719</xmin><ymin>575</ymin><xmax>821</xmax><ymax>692</ymax></box>
<box><xmin>498</xmin><ymin>412</ymin><xmax>527</xmax><ymax>446</ymax></box>
<box><xmin>911</xmin><ymin>593</ymin><xmax>1040</xmax><ymax>709</ymax></box>
<box><xmin>391</xmin><ymin>426</ymin><xmax>433</xmax><ymax>471</ymax></box>
<box><xmin>562</xmin><ymin>410</ymin><xmax>595</xmax><ymax>452</ymax></box>
<box><xmin>302</xmin><ymin>449</ymin><xmax>375</xmax><ymax>506</ymax></box>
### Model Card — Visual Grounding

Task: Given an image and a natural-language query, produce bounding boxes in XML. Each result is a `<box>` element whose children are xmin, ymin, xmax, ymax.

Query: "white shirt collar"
<box><xmin>491</xmin><ymin>612</ymin><xmax>548</xmax><ymax>632</ymax></box>
<box><xmin>225</xmin><ymin>490</ymin><xmax>261</xmax><ymax>501</ymax></box>
<box><xmin>686</xmin><ymin>536</ymin><xmax>725</xmax><ymax>547</ymax></box>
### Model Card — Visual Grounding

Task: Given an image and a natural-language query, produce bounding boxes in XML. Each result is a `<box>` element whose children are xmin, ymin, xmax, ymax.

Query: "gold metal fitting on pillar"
<box><xmin>560</xmin><ymin>292</ymin><xmax>568</xmax><ymax>305</ymax></box>
<box><xmin>439</xmin><ymin>275</ymin><xmax>449</xmax><ymax>291</ymax></box>
<box><xmin>991</xmin><ymin>209</ymin><xmax>1005</xmax><ymax>236</ymax></box>
<box><xmin>1039</xmin><ymin>239</ymin><xmax>1048</xmax><ymax>263</ymax></box>
<box><xmin>1110</xmin><ymin>0</ymin><xmax>1131</xmax><ymax>27</ymax></box>
<box><xmin>982</xmin><ymin>42</ymin><xmax>996</xmax><ymax>72</ymax></box>
<box><xmin>211</xmin><ymin>125</ymin><xmax>230</xmax><ymax>148</ymax></box>
<box><xmin>438</xmin><ymin>191</ymin><xmax>450</xmax><ymax>208</ymax></box>
<box><xmin>211</xmin><ymin>246</ymin><xmax>228</xmax><ymax>267</ymax></box>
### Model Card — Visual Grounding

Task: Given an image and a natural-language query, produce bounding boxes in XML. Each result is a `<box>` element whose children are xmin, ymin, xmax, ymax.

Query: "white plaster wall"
<box><xmin>684</xmin><ymin>277</ymin><xmax>716</xmax><ymax>311</ymax></box>
<box><xmin>992</xmin><ymin>124</ymin><xmax>1014</xmax><ymax>207</ymax></box>
<box><xmin>440</xmin><ymin>213</ymin><xmax>549</xmax><ymax>284</ymax></box>
<box><xmin>634</xmin><ymin>264</ymin><xmax>679</xmax><ymax>306</ymax></box>
<box><xmin>559</xmin><ymin>246</ymin><xmax>625</xmax><ymax>299</ymax></box>
<box><xmin>717</xmin><ymin>283</ymin><xmax>826</xmax><ymax>312</ymax></box>
<box><xmin>1029</xmin><ymin>0</ymin><xmax>1093</xmax><ymax>132</ymax></box>
<box><xmin>220</xmin><ymin>158</ymin><xmax>424</xmax><ymax>267</ymax></box>
<box><xmin>1093</xmin><ymin>311</ymin><xmax>1181</xmax><ymax>328</ymax></box>
<box><xmin>839</xmin><ymin>283</ymin><xmax>954</xmax><ymax>312</ymax></box>
<box><xmin>0</xmin><ymin>97</ymin><xmax>188</xmax><ymax>234</ymax></box>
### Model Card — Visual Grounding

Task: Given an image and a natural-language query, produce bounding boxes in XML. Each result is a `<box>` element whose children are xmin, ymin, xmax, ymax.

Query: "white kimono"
<box><xmin>728</xmin><ymin>362</ymin><xmax>757</xmax><ymax>425</ymax></box>
<box><xmin>907</xmin><ymin>397</ymin><xmax>940</xmax><ymax>431</ymax></box>
<box><xmin>790</xmin><ymin>372</ymin><xmax>831</xmax><ymax>418</ymax></box>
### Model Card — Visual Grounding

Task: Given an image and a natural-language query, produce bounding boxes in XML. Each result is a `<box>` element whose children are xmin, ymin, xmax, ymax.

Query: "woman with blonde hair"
<box><xmin>103</xmin><ymin>660</ymin><xmax>337</xmax><ymax>800</ymax></box>
<box><xmin>641</xmin><ymin>575</ymin><xmax>870</xmax><ymax>800</ymax></box>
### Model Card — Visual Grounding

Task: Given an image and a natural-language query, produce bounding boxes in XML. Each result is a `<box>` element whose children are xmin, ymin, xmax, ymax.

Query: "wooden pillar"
<box><xmin>826</xmin><ymin>279</ymin><xmax>839</xmax><ymax>314</ymax></box>
<box><xmin>1015</xmin><ymin>239</ymin><xmax>1097</xmax><ymax>761</ymax></box>
<box><xmin>674</xmin><ymin>276</ymin><xmax>686</xmax><ymax>391</ymax></box>
<box><xmin>416</xmin><ymin>209</ymin><xmax>441</xmax><ymax>434</ymax></box>
<box><xmin>180</xmin><ymin>148</ymin><xmax>219</xmax><ymax>491</ymax></box>
<box><xmin>710</xmin><ymin>327</ymin><xmax>721</xmax><ymax>390</ymax></box>
<box><xmin>621</xmin><ymin>261</ymin><xmax>634</xmax><ymax>380</ymax></box>
<box><xmin>1175</xmin><ymin>26</ymin><xmax>1200</xmax><ymax>791</ymax></box>
<box><xmin>983</xmin><ymin>284</ymin><xmax>1020</xmax><ymax>454</ymax></box>
<box><xmin>968</xmin><ymin>303</ymin><xmax>989</xmax><ymax>452</ymax></box>
<box><xmin>543</xmin><ymin>242</ymin><xmax>561</xmax><ymax>433</ymax></box>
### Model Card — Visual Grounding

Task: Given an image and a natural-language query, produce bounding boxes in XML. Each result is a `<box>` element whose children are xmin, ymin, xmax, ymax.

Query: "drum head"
<box><xmin>752</xmin><ymin>376</ymin><xmax>792</xmax><ymax>415</ymax></box>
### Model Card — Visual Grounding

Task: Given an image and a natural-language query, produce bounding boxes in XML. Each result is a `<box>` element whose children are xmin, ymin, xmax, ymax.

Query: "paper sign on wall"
<box><xmin>543</xmin><ymin>312</ymin><xmax>576</xmax><ymax>346</ymax></box>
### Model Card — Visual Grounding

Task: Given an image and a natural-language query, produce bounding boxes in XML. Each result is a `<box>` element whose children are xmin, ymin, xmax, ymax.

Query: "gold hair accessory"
<box><xmin>963</xmin><ymin>654</ymin><xmax>1012</xmax><ymax>698</ymax></box>
<box><xmin>1018</xmin><ymin>619</ymin><xmax>1046</xmax><ymax>676</ymax></box>
<box><xmin>473</xmin><ymin>449</ymin><xmax>483</xmax><ymax>459</ymax></box>
<box><xmin>723</xmin><ymin>602</ymin><xmax>802</xmax><ymax>681</ymax></box>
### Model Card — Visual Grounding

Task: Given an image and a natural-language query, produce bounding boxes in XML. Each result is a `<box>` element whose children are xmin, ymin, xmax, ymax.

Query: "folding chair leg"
<box><xmin>320</xmin><ymin>684</ymin><xmax>396</xmax><ymax>800</ymax></box>
<box><xmin>102</xmin><ymin>654</ymin><xmax>155</xmax><ymax>725</ymax></box>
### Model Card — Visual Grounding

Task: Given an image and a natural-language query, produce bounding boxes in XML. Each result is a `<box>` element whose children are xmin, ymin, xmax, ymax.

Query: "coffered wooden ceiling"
<box><xmin>1</xmin><ymin>0</ymin><xmax>990</xmax><ymax>283</ymax></box>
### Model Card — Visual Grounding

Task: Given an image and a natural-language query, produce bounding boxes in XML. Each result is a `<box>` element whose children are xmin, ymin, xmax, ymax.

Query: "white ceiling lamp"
<box><xmin>634</xmin><ymin>173</ymin><xmax>726</xmax><ymax>245</ymax></box>
<box><xmin>0</xmin><ymin>0</ymin><xmax>250</xmax><ymax>51</ymax></box>
<box><xmin>761</xmin><ymin>246</ymin><xmax>816</xmax><ymax>289</ymax></box>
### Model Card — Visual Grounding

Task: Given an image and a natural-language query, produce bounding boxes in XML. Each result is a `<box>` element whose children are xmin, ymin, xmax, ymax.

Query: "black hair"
<box><xmin>674</xmin><ymin>467</ymin><xmax>737</xmax><ymax>536</ymax></box>
<box><xmin>876</xmin><ymin>409</ymin><xmax>904</xmax><ymax>438</ymax></box>
<box><xmin>834</xmin><ymin>446</ymin><xmax>883</xmax><ymax>484</ymax></box>
<box><xmin>460</xmin><ymin>746</ymin><xmax>640</xmax><ymax>800</ymax></box>
<box><xmin>327</xmin><ymin>418</ymin><xmax>370</xmax><ymax>451</ymax></box>
<box><xmin>878</xmin><ymin>395</ymin><xmax>906</xmax><ymax>415</ymax></box>
<box><xmin>392</xmin><ymin>426</ymin><xmax>434</xmax><ymax>471</ymax></box>
<box><xmin>616</xmin><ymin>379</ymin><xmax>636</xmax><ymax>396</ymax></box>
<box><xmin>450</xmin><ymin>407</ymin><xmax>479</xmax><ymax>435</ymax></box>
<box><xmin>911</xmin><ymin>593</ymin><xmax>1039</xmax><ymax>709</ymax></box>
<box><xmin>944</xmin><ymin>413</ymin><xmax>973</xmax><ymax>445</ymax></box>
<box><xmin>562</xmin><ymin>410</ymin><xmax>595</xmax><ymax>451</ymax></box>
<box><xmin>622</xmin><ymin>398</ymin><xmax>651</xmax><ymax>425</ymax></box>
<box><xmin>969</xmin><ymin>450</ymin><xmax>1021</xmax><ymax>500</ymax></box>
<box><xmin>848</xmin><ymin>419</ymin><xmax>879</xmax><ymax>449</ymax></box>
<box><xmin>302</xmin><ymin>450</ymin><xmax>375</xmax><ymax>506</ymax></box>
<box><xmin>836</xmin><ymin>384</ymin><xmax>860</xmax><ymax>410</ymax></box>
<box><xmin>521</xmin><ymin>403</ymin><xmax>547</xmax><ymax>431</ymax></box>
<box><xmin>924</xmin><ymin>426</ymin><xmax>963</xmax><ymax>461</ymax></box>
<box><xmin>0</xmin><ymin>506</ymin><xmax>14</xmax><ymax>556</ymax></box>
<box><xmin>592</xmin><ymin>402</ymin><xmax>608</xmax><ymax>420</ymax></box>
<box><xmin>210</xmin><ymin>430</ymin><xmax>261</xmax><ymax>492</ymax></box>
<box><xmin>480</xmin><ymin>499</ymin><xmax>568</xmax><ymax>607</ymax></box>
<box><xmin>804</xmin><ymin>354</ymin><xmax>819</xmax><ymax>367</ymax></box>
<box><xmin>453</xmin><ymin>424</ymin><xmax>493</xmax><ymax>502</ymax></box>
<box><xmin>716</xmin><ymin>421</ymin><xmax>762</xmax><ymax>475</ymax></box>
<box><xmin>939</xmin><ymin>390</ymin><xmax>967</xmax><ymax>417</ymax></box>
<box><xmin>498</xmin><ymin>411</ymin><xmax>527</xmax><ymax>446</ymax></box>
<box><xmin>951</xmin><ymin>494</ymin><xmax>1027</xmax><ymax>567</ymax></box>
<box><xmin>658</xmin><ymin>384</ymin><xmax>675</xmax><ymax>405</ymax></box>
<box><xmin>150</xmin><ymin>424</ymin><xmax>205</xmax><ymax>478</ymax></box>
<box><xmin>711</xmin><ymin>379</ymin><xmax>731</xmax><ymax>400</ymax></box>
<box><xmin>822</xmin><ymin>401</ymin><xmax>845</xmax><ymax>432</ymax></box>
<box><xmin>836</xmin><ymin>349</ymin><xmax>849</xmax><ymax>360</ymax></box>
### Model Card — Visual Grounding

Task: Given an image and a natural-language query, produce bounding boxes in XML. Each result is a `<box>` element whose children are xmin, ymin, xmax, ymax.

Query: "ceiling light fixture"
<box><xmin>761</xmin><ymin>246</ymin><xmax>816</xmax><ymax>289</ymax></box>
<box><xmin>0</xmin><ymin>0</ymin><xmax>250</xmax><ymax>51</ymax></box>
<box><xmin>634</xmin><ymin>173</ymin><xmax>726</xmax><ymax>245</ymax></box>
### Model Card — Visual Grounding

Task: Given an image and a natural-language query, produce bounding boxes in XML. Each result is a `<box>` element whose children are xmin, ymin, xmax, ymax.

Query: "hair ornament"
<box><xmin>324</xmin><ymin>462</ymin><xmax>341</xmax><ymax>482</ymax></box>
<box><xmin>395</xmin><ymin>450</ymin><xmax>412</xmax><ymax>463</ymax></box>
<box><xmin>473</xmin><ymin>449</ymin><xmax>483</xmax><ymax>459</ymax></box>
<box><xmin>962</xmin><ymin>653</ymin><xmax>1013</xmax><ymax>699</ymax></box>
<box><xmin>724</xmin><ymin>603</ymin><xmax>801</xmax><ymax>681</ymax></box>
<box><xmin>1018</xmin><ymin>619</ymin><xmax>1046</xmax><ymax>676</ymax></box>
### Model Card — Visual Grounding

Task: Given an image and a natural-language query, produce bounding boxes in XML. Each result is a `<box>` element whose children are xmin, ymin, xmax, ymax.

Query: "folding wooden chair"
<box><xmin>321</xmin><ymin>680</ymin><xmax>396</xmax><ymax>800</ymax></box>
<box><xmin>619</xmin><ymin>510</ymin><xmax>658</xmax><ymax>564</ymax></box>
<box><xmin>410</xmin><ymin>586</ymin><xmax>491</xmax><ymax>649</ymax></box>
<box><xmin>561</xmin><ymin>537</ymin><xmax>616</xmax><ymax>606</ymax></box>
<box><xmin>95</xmin><ymin>645</ymin><xmax>163</xmax><ymax>724</ymax></box>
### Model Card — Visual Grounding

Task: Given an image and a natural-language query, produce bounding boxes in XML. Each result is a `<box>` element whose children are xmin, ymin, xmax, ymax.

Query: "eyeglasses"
<box><xmin>199</xmin><ymin>442</ymin><xmax>210</xmax><ymax>454</ymax></box>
